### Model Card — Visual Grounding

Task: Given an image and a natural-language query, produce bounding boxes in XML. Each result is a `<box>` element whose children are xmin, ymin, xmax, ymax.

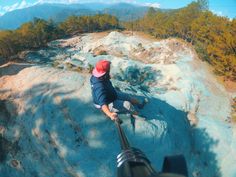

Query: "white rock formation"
<box><xmin>0</xmin><ymin>32</ymin><xmax>235</xmax><ymax>177</ymax></box>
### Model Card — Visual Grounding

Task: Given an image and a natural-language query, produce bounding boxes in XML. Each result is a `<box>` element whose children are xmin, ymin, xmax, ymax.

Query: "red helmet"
<box><xmin>92</xmin><ymin>60</ymin><xmax>111</xmax><ymax>77</ymax></box>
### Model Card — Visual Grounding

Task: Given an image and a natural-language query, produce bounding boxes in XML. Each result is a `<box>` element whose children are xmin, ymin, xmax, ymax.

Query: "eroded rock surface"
<box><xmin>0</xmin><ymin>32</ymin><xmax>235</xmax><ymax>177</ymax></box>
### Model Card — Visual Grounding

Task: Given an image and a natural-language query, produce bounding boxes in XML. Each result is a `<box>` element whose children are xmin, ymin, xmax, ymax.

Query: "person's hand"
<box><xmin>109</xmin><ymin>112</ymin><xmax>118</xmax><ymax>121</ymax></box>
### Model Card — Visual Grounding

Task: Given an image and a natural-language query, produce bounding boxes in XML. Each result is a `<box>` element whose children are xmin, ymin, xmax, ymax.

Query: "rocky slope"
<box><xmin>0</xmin><ymin>31</ymin><xmax>235</xmax><ymax>177</ymax></box>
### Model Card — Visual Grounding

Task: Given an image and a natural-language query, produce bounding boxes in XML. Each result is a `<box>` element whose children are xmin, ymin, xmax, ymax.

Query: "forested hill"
<box><xmin>124</xmin><ymin>1</ymin><xmax>236</xmax><ymax>82</ymax></box>
<box><xmin>0</xmin><ymin>3</ymin><xmax>96</xmax><ymax>30</ymax></box>
<box><xmin>0</xmin><ymin>14</ymin><xmax>120</xmax><ymax>64</ymax></box>
<box><xmin>0</xmin><ymin>3</ymin><xmax>156</xmax><ymax>30</ymax></box>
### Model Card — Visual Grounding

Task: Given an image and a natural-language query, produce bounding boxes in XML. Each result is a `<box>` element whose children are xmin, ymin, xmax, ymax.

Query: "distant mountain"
<box><xmin>0</xmin><ymin>3</ymin><xmax>165</xmax><ymax>30</ymax></box>
<box><xmin>103</xmin><ymin>3</ymin><xmax>149</xmax><ymax>21</ymax></box>
<box><xmin>0</xmin><ymin>3</ymin><xmax>95</xmax><ymax>30</ymax></box>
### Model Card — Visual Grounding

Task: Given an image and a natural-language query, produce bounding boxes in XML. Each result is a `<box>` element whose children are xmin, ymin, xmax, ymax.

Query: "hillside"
<box><xmin>0</xmin><ymin>3</ymin><xmax>156</xmax><ymax>30</ymax></box>
<box><xmin>0</xmin><ymin>3</ymin><xmax>95</xmax><ymax>30</ymax></box>
<box><xmin>0</xmin><ymin>31</ymin><xmax>236</xmax><ymax>177</ymax></box>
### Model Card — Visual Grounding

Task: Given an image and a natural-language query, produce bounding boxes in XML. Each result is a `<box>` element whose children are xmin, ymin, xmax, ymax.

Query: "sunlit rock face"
<box><xmin>0</xmin><ymin>32</ymin><xmax>235</xmax><ymax>177</ymax></box>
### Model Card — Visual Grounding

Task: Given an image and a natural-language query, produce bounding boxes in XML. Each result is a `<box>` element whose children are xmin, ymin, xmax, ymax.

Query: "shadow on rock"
<box><xmin>189</xmin><ymin>127</ymin><xmax>220</xmax><ymax>177</ymax></box>
<box><xmin>0</xmin><ymin>83</ymin><xmax>118</xmax><ymax>177</ymax></box>
<box><xmin>0</xmin><ymin>63</ymin><xmax>34</xmax><ymax>77</ymax></box>
<box><xmin>0</xmin><ymin>82</ymin><xmax>221</xmax><ymax>177</ymax></box>
<box><xmin>127</xmin><ymin>95</ymin><xmax>220</xmax><ymax>177</ymax></box>
<box><xmin>112</xmin><ymin>90</ymin><xmax>220</xmax><ymax>176</ymax></box>
<box><xmin>0</xmin><ymin>100</ymin><xmax>12</xmax><ymax>125</ymax></box>
<box><xmin>0</xmin><ymin>99</ymin><xmax>21</xmax><ymax>165</ymax></box>
<box><xmin>114</xmin><ymin>65</ymin><xmax>163</xmax><ymax>94</ymax></box>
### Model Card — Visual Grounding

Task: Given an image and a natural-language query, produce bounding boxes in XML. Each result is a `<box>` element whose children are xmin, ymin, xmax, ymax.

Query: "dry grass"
<box><xmin>123</xmin><ymin>30</ymin><xmax>160</xmax><ymax>42</ymax></box>
<box><xmin>91</xmin><ymin>30</ymin><xmax>160</xmax><ymax>42</ymax></box>
<box><xmin>90</xmin><ymin>31</ymin><xmax>110</xmax><ymax>40</ymax></box>
<box><xmin>222</xmin><ymin>79</ymin><xmax>236</xmax><ymax>93</ymax></box>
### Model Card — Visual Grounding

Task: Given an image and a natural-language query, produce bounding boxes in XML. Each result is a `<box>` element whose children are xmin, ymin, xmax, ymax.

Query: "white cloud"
<box><xmin>19</xmin><ymin>0</ymin><xmax>28</xmax><ymax>9</ymax></box>
<box><xmin>143</xmin><ymin>2</ymin><xmax>160</xmax><ymax>8</ymax></box>
<box><xmin>211</xmin><ymin>10</ymin><xmax>224</xmax><ymax>17</ymax></box>
<box><xmin>36</xmin><ymin>0</ymin><xmax>80</xmax><ymax>3</ymax></box>
<box><xmin>0</xmin><ymin>6</ymin><xmax>3</xmax><ymax>16</ymax></box>
<box><xmin>1</xmin><ymin>0</ymin><xmax>33</xmax><ymax>15</ymax></box>
<box><xmin>35</xmin><ymin>0</ymin><xmax>138</xmax><ymax>4</ymax></box>
<box><xmin>3</xmin><ymin>3</ymin><xmax>19</xmax><ymax>12</ymax></box>
<box><xmin>217</xmin><ymin>11</ymin><xmax>223</xmax><ymax>16</ymax></box>
<box><xmin>68</xmin><ymin>0</ymin><xmax>80</xmax><ymax>3</ymax></box>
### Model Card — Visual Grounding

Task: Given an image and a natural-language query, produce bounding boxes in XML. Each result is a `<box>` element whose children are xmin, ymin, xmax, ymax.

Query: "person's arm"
<box><xmin>102</xmin><ymin>104</ymin><xmax>118</xmax><ymax>120</ymax></box>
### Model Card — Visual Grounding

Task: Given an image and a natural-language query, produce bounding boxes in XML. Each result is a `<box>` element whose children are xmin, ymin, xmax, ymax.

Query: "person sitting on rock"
<box><xmin>90</xmin><ymin>60</ymin><xmax>146</xmax><ymax>121</ymax></box>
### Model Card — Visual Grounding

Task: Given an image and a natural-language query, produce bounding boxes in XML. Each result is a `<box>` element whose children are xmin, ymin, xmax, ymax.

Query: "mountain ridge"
<box><xmin>0</xmin><ymin>3</ymin><xmax>159</xmax><ymax>30</ymax></box>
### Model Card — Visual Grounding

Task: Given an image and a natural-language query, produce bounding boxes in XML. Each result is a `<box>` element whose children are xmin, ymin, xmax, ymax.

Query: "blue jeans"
<box><xmin>94</xmin><ymin>91</ymin><xmax>136</xmax><ymax>114</ymax></box>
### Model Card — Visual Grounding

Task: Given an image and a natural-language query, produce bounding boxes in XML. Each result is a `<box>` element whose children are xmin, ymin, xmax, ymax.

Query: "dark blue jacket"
<box><xmin>90</xmin><ymin>75</ymin><xmax>117</xmax><ymax>106</ymax></box>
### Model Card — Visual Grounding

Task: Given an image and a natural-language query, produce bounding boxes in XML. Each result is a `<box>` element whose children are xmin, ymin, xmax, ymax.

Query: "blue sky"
<box><xmin>0</xmin><ymin>0</ymin><xmax>235</xmax><ymax>18</ymax></box>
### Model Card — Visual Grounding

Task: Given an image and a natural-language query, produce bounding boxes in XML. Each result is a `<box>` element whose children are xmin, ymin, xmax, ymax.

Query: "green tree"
<box><xmin>124</xmin><ymin>0</ymin><xmax>236</xmax><ymax>81</ymax></box>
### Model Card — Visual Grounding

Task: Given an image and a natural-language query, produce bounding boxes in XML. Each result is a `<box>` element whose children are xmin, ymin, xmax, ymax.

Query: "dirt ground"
<box><xmin>90</xmin><ymin>31</ymin><xmax>110</xmax><ymax>40</ymax></box>
<box><xmin>220</xmin><ymin>79</ymin><xmax>236</xmax><ymax>93</ymax></box>
<box><xmin>90</xmin><ymin>30</ymin><xmax>160</xmax><ymax>42</ymax></box>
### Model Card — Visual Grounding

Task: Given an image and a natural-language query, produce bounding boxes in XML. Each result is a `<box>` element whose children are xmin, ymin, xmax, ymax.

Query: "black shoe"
<box><xmin>137</xmin><ymin>98</ymin><xmax>148</xmax><ymax>109</ymax></box>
